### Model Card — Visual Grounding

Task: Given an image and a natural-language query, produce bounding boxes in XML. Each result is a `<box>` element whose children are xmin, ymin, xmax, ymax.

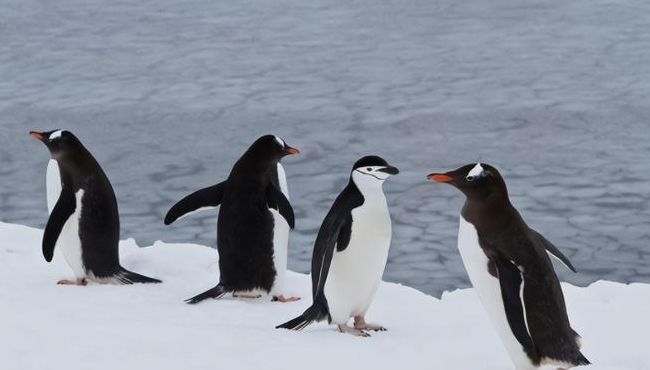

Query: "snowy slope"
<box><xmin>0</xmin><ymin>222</ymin><xmax>648</xmax><ymax>370</ymax></box>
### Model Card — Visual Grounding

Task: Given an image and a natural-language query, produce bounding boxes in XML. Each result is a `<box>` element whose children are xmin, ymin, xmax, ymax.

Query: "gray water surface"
<box><xmin>1</xmin><ymin>0</ymin><xmax>649</xmax><ymax>296</ymax></box>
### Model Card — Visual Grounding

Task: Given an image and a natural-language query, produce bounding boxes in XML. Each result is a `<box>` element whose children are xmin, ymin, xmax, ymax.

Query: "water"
<box><xmin>1</xmin><ymin>0</ymin><xmax>649</xmax><ymax>296</ymax></box>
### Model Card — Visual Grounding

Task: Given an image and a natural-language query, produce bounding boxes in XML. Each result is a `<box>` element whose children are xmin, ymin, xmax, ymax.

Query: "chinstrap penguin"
<box><xmin>427</xmin><ymin>163</ymin><xmax>589</xmax><ymax>370</ymax></box>
<box><xmin>30</xmin><ymin>130</ymin><xmax>161</xmax><ymax>285</ymax></box>
<box><xmin>277</xmin><ymin>155</ymin><xmax>398</xmax><ymax>337</ymax></box>
<box><xmin>165</xmin><ymin>135</ymin><xmax>300</xmax><ymax>304</ymax></box>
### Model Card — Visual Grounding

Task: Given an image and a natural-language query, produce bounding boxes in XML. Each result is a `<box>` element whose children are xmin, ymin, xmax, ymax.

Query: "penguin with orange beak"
<box><xmin>427</xmin><ymin>163</ymin><xmax>589</xmax><ymax>370</ymax></box>
<box><xmin>165</xmin><ymin>135</ymin><xmax>300</xmax><ymax>304</ymax></box>
<box><xmin>30</xmin><ymin>129</ymin><xmax>161</xmax><ymax>285</ymax></box>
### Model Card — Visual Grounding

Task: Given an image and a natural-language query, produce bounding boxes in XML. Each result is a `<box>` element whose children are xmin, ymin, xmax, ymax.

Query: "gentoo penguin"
<box><xmin>30</xmin><ymin>130</ymin><xmax>161</xmax><ymax>285</ymax></box>
<box><xmin>427</xmin><ymin>163</ymin><xmax>589</xmax><ymax>369</ymax></box>
<box><xmin>164</xmin><ymin>135</ymin><xmax>300</xmax><ymax>304</ymax></box>
<box><xmin>277</xmin><ymin>156</ymin><xmax>398</xmax><ymax>337</ymax></box>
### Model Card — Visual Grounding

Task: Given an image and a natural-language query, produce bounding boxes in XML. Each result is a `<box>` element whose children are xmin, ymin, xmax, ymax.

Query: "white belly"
<box><xmin>57</xmin><ymin>190</ymin><xmax>86</xmax><ymax>278</ymax></box>
<box><xmin>46</xmin><ymin>161</ymin><xmax>86</xmax><ymax>278</ymax></box>
<box><xmin>270</xmin><ymin>209</ymin><xmax>289</xmax><ymax>295</ymax></box>
<box><xmin>458</xmin><ymin>216</ymin><xmax>536</xmax><ymax>370</ymax></box>
<box><xmin>46</xmin><ymin>159</ymin><xmax>62</xmax><ymax>213</ymax></box>
<box><xmin>270</xmin><ymin>163</ymin><xmax>290</xmax><ymax>295</ymax></box>
<box><xmin>324</xmin><ymin>198</ymin><xmax>391</xmax><ymax>325</ymax></box>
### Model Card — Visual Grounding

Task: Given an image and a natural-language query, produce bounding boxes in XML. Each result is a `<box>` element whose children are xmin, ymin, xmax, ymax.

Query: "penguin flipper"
<box><xmin>164</xmin><ymin>182</ymin><xmax>225</xmax><ymax>225</ymax></box>
<box><xmin>530</xmin><ymin>228</ymin><xmax>577</xmax><ymax>273</ymax></box>
<box><xmin>42</xmin><ymin>185</ymin><xmax>76</xmax><ymax>262</ymax></box>
<box><xmin>310</xmin><ymin>183</ymin><xmax>363</xmax><ymax>300</ymax></box>
<box><xmin>494</xmin><ymin>257</ymin><xmax>538</xmax><ymax>361</ymax></box>
<box><xmin>266</xmin><ymin>184</ymin><xmax>295</xmax><ymax>229</ymax></box>
<box><xmin>185</xmin><ymin>284</ymin><xmax>230</xmax><ymax>304</ymax></box>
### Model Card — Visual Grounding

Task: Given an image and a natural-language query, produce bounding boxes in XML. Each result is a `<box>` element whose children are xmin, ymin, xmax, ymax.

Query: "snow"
<box><xmin>1</xmin><ymin>222</ymin><xmax>648</xmax><ymax>370</ymax></box>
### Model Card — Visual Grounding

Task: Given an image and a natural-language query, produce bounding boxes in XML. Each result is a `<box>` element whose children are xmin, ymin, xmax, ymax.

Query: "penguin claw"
<box><xmin>57</xmin><ymin>278</ymin><xmax>87</xmax><ymax>286</ymax></box>
<box><xmin>272</xmin><ymin>295</ymin><xmax>301</xmax><ymax>303</ymax></box>
<box><xmin>363</xmin><ymin>324</ymin><xmax>387</xmax><ymax>332</ymax></box>
<box><xmin>337</xmin><ymin>324</ymin><xmax>371</xmax><ymax>337</ymax></box>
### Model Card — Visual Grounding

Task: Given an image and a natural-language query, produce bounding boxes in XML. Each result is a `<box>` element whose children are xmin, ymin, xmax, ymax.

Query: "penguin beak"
<box><xmin>29</xmin><ymin>131</ymin><xmax>45</xmax><ymax>142</ymax></box>
<box><xmin>378</xmin><ymin>165</ymin><xmax>399</xmax><ymax>175</ymax></box>
<box><xmin>285</xmin><ymin>146</ymin><xmax>300</xmax><ymax>156</ymax></box>
<box><xmin>427</xmin><ymin>173</ymin><xmax>454</xmax><ymax>183</ymax></box>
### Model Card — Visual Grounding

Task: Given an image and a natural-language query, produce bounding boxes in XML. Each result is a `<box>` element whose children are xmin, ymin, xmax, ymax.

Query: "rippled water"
<box><xmin>1</xmin><ymin>0</ymin><xmax>649</xmax><ymax>296</ymax></box>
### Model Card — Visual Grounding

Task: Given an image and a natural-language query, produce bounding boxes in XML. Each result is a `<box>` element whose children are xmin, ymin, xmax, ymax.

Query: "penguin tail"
<box><xmin>276</xmin><ymin>300</ymin><xmax>329</xmax><ymax>331</ymax></box>
<box><xmin>574</xmin><ymin>352</ymin><xmax>591</xmax><ymax>366</ymax></box>
<box><xmin>571</xmin><ymin>331</ymin><xmax>590</xmax><ymax>365</ymax></box>
<box><xmin>114</xmin><ymin>267</ymin><xmax>162</xmax><ymax>284</ymax></box>
<box><xmin>185</xmin><ymin>284</ymin><xmax>230</xmax><ymax>304</ymax></box>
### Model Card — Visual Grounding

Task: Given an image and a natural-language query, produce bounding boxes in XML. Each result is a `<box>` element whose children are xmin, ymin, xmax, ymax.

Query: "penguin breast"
<box><xmin>323</xmin><ymin>200</ymin><xmax>392</xmax><ymax>322</ymax></box>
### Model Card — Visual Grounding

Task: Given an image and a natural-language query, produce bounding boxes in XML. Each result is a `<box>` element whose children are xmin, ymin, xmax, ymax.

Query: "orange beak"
<box><xmin>427</xmin><ymin>173</ymin><xmax>453</xmax><ymax>183</ymax></box>
<box><xmin>285</xmin><ymin>146</ymin><xmax>300</xmax><ymax>155</ymax></box>
<box><xmin>30</xmin><ymin>131</ymin><xmax>44</xmax><ymax>141</ymax></box>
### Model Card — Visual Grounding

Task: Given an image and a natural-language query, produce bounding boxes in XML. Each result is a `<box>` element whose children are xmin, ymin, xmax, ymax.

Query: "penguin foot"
<box><xmin>353</xmin><ymin>316</ymin><xmax>386</xmax><ymax>332</ymax></box>
<box><xmin>233</xmin><ymin>292</ymin><xmax>262</xmax><ymax>299</ymax></box>
<box><xmin>57</xmin><ymin>278</ymin><xmax>87</xmax><ymax>286</ymax></box>
<box><xmin>272</xmin><ymin>295</ymin><xmax>301</xmax><ymax>303</ymax></box>
<box><xmin>355</xmin><ymin>323</ymin><xmax>386</xmax><ymax>331</ymax></box>
<box><xmin>338</xmin><ymin>324</ymin><xmax>370</xmax><ymax>337</ymax></box>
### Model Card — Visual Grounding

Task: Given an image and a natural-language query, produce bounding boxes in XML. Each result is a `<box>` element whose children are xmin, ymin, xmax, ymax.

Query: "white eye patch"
<box><xmin>274</xmin><ymin>136</ymin><xmax>285</xmax><ymax>147</ymax></box>
<box><xmin>49</xmin><ymin>130</ymin><xmax>63</xmax><ymax>140</ymax></box>
<box><xmin>468</xmin><ymin>163</ymin><xmax>484</xmax><ymax>178</ymax></box>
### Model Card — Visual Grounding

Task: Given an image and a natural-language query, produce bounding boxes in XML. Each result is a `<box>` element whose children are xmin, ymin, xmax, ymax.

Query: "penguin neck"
<box><xmin>52</xmin><ymin>148</ymin><xmax>102</xmax><ymax>180</ymax></box>
<box><xmin>231</xmin><ymin>157</ymin><xmax>278</xmax><ymax>184</ymax></box>
<box><xmin>351</xmin><ymin>171</ymin><xmax>386</xmax><ymax>198</ymax></box>
<box><xmin>461</xmin><ymin>193</ymin><xmax>514</xmax><ymax>234</ymax></box>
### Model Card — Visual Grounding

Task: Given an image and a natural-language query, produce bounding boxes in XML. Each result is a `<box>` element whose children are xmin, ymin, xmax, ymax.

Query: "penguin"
<box><xmin>277</xmin><ymin>155</ymin><xmax>399</xmax><ymax>337</ymax></box>
<box><xmin>164</xmin><ymin>135</ymin><xmax>300</xmax><ymax>303</ymax></box>
<box><xmin>427</xmin><ymin>163</ymin><xmax>589</xmax><ymax>370</ymax></box>
<box><xmin>30</xmin><ymin>130</ymin><xmax>161</xmax><ymax>285</ymax></box>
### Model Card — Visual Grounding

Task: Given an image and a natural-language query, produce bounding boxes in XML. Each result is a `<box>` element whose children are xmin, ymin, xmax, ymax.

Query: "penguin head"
<box><xmin>351</xmin><ymin>155</ymin><xmax>399</xmax><ymax>189</ymax></box>
<box><xmin>30</xmin><ymin>130</ymin><xmax>84</xmax><ymax>160</ymax></box>
<box><xmin>427</xmin><ymin>162</ymin><xmax>507</xmax><ymax>199</ymax></box>
<box><xmin>247</xmin><ymin>135</ymin><xmax>300</xmax><ymax>162</ymax></box>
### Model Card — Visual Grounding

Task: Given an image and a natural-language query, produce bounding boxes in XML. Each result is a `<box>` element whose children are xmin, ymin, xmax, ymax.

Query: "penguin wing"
<box><xmin>494</xmin><ymin>256</ymin><xmax>538</xmax><ymax>359</ymax></box>
<box><xmin>310</xmin><ymin>184</ymin><xmax>364</xmax><ymax>300</ymax></box>
<box><xmin>164</xmin><ymin>182</ymin><xmax>225</xmax><ymax>225</ymax></box>
<box><xmin>266</xmin><ymin>184</ymin><xmax>295</xmax><ymax>229</ymax></box>
<box><xmin>42</xmin><ymin>185</ymin><xmax>76</xmax><ymax>262</ymax></box>
<box><xmin>529</xmin><ymin>228</ymin><xmax>577</xmax><ymax>272</ymax></box>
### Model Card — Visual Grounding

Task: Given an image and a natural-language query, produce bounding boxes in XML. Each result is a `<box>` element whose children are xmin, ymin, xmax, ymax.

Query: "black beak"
<box><xmin>30</xmin><ymin>131</ymin><xmax>45</xmax><ymax>142</ymax></box>
<box><xmin>378</xmin><ymin>165</ymin><xmax>399</xmax><ymax>175</ymax></box>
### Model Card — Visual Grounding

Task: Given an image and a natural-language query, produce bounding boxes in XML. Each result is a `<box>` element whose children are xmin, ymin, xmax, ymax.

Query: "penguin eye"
<box><xmin>366</xmin><ymin>167</ymin><xmax>373</xmax><ymax>172</ymax></box>
<box><xmin>466</xmin><ymin>175</ymin><xmax>475</xmax><ymax>182</ymax></box>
